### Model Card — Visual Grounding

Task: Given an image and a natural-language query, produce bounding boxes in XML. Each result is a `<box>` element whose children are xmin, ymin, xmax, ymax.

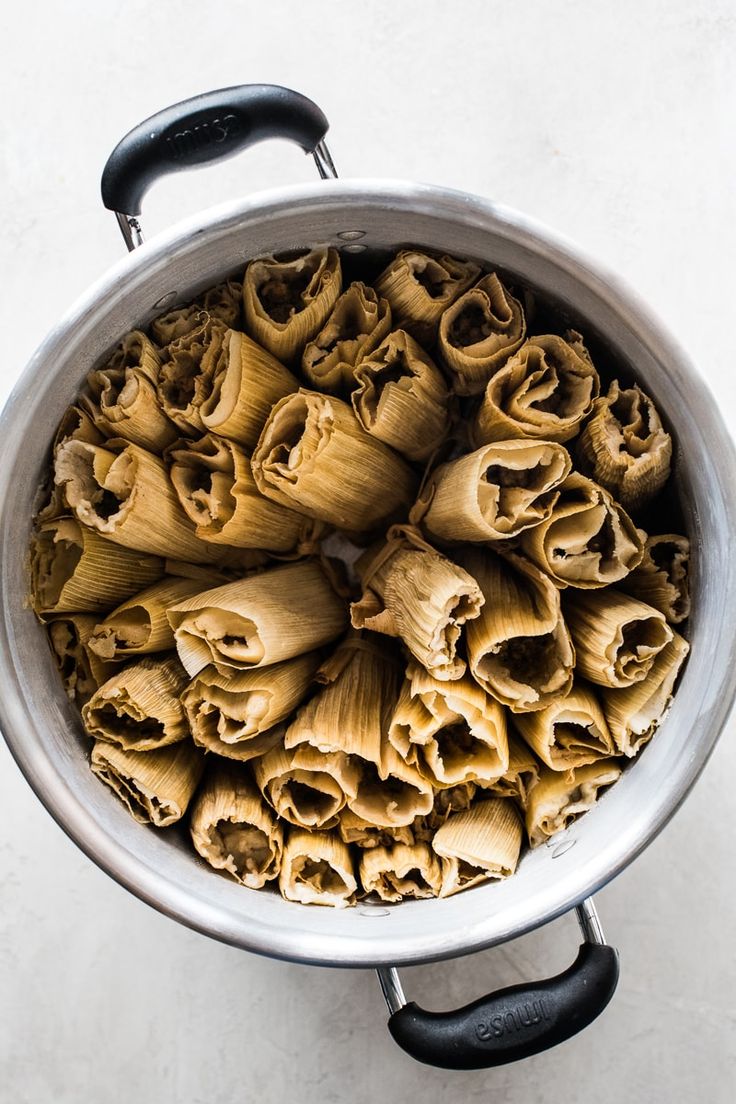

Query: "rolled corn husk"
<box><xmin>251</xmin><ymin>389</ymin><xmax>417</xmax><ymax>530</ymax></box>
<box><xmin>167</xmin><ymin>560</ymin><xmax>348</xmax><ymax>677</ymax></box>
<box><xmin>432</xmin><ymin>798</ymin><xmax>523</xmax><ymax>896</ymax></box>
<box><xmin>461</xmin><ymin>548</ymin><xmax>575</xmax><ymax>711</ymax></box>
<box><xmin>359</xmin><ymin>842</ymin><xmax>443</xmax><ymax>902</ymax></box>
<box><xmin>512</xmin><ymin>682</ymin><xmax>615</xmax><ymax>771</ymax></box>
<box><xmin>413</xmin><ymin>782</ymin><xmax>479</xmax><ymax>842</ymax></box>
<box><xmin>255</xmin><ymin>743</ymin><xmax>361</xmax><ymax>830</ymax></box>
<box><xmin>52</xmin><ymin>404</ymin><xmax>106</xmax><ymax>451</ymax></box>
<box><xmin>601</xmin><ymin>630</ymin><xmax>689</xmax><ymax>757</ymax></box>
<box><xmin>438</xmin><ymin>272</ymin><xmax>527</xmax><ymax>395</ymax></box>
<box><xmin>167</xmin><ymin>433</ymin><xmax>316</xmax><ymax>553</ymax></box>
<box><xmin>564</xmin><ymin>589</ymin><xmax>673</xmax><ymax>688</ymax></box>
<box><xmin>472</xmin><ymin>332</ymin><xmax>599</xmax><ymax>445</ymax></box>
<box><xmin>622</xmin><ymin>534</ymin><xmax>690</xmax><ymax>624</ymax></box>
<box><xmin>302</xmin><ymin>281</ymin><xmax>392</xmax><ymax>393</ymax></box>
<box><xmin>415</xmin><ymin>439</ymin><xmax>572</xmax><ymax>543</ymax></box>
<box><xmin>189</xmin><ymin>761</ymin><xmax>283</xmax><ymax>888</ymax></box>
<box><xmin>519</xmin><ymin>472</ymin><xmax>644</xmax><ymax>588</ymax></box>
<box><xmin>82</xmin><ymin>331</ymin><xmax>178</xmax><ymax>453</ymax></box>
<box><xmin>350</xmin><ymin>329</ymin><xmax>450</xmax><ymax>462</ymax></box>
<box><xmin>156</xmin><ymin>316</ymin><xmax>226</xmax><ymax>436</ymax></box>
<box><xmin>82</xmin><ymin>655</ymin><xmax>190</xmax><ymax>751</ymax></box>
<box><xmin>279</xmin><ymin>828</ymin><xmax>357</xmax><ymax>908</ymax></box>
<box><xmin>150</xmin><ymin>280</ymin><xmax>241</xmax><ymax>345</ymax></box>
<box><xmin>526</xmin><ymin>760</ymin><xmax>622</xmax><ymax>847</ymax></box>
<box><xmin>374</xmin><ymin>250</ymin><xmax>481</xmax><ymax>344</ymax></box>
<box><xmin>351</xmin><ymin>526</ymin><xmax>484</xmax><ymax>681</ymax></box>
<box><xmin>338</xmin><ymin>808</ymin><xmax>416</xmax><ymax>849</ymax></box>
<box><xmin>199</xmin><ymin>329</ymin><xmax>299</xmax><ymax>448</ymax></box>
<box><xmin>182</xmin><ymin>652</ymin><xmax>322</xmax><ymax>754</ymax></box>
<box><xmin>349</xmin><ymin>742</ymin><xmax>435</xmax><ymax>828</ymax></box>
<box><xmin>389</xmin><ymin>663</ymin><xmax>508</xmax><ymax>787</ymax></box>
<box><xmin>577</xmin><ymin>379</ymin><xmax>672</xmax><ymax>512</ymax></box>
<box><xmin>87</xmin><ymin>575</ymin><xmax>223</xmax><ymax>660</ymax></box>
<box><xmin>485</xmin><ymin>734</ymin><xmax>541</xmax><ymax>807</ymax></box>
<box><xmin>30</xmin><ymin>516</ymin><xmax>164</xmax><ymax>615</ymax></box>
<box><xmin>243</xmin><ymin>248</ymin><xmax>342</xmax><ymax>365</ymax></box>
<box><xmin>90</xmin><ymin>739</ymin><xmax>204</xmax><ymax>827</ymax></box>
<box><xmin>47</xmin><ymin>613</ymin><xmax>117</xmax><ymax>705</ymax></box>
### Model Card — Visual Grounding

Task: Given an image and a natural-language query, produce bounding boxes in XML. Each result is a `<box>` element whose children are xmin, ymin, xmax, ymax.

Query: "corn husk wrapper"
<box><xmin>433</xmin><ymin>798</ymin><xmax>523</xmax><ymax>896</ymax></box>
<box><xmin>252</xmin><ymin>389</ymin><xmax>417</xmax><ymax>530</ymax></box>
<box><xmin>601</xmin><ymin>631</ymin><xmax>689</xmax><ymax>757</ymax></box>
<box><xmin>82</xmin><ymin>331</ymin><xmax>178</xmax><ymax>453</ymax></box>
<box><xmin>150</xmin><ymin>280</ymin><xmax>241</xmax><ymax>345</ymax></box>
<box><xmin>243</xmin><ymin>248</ymin><xmax>342</xmax><ymax>366</ymax></box>
<box><xmin>438</xmin><ymin>272</ymin><xmax>527</xmax><ymax>395</ymax></box>
<box><xmin>461</xmin><ymin>548</ymin><xmax>575</xmax><ymax>712</ymax></box>
<box><xmin>91</xmin><ymin>739</ymin><xmax>204</xmax><ymax>828</ymax></box>
<box><xmin>622</xmin><ymin>534</ymin><xmax>690</xmax><ymax>624</ymax></box>
<box><xmin>349</xmin><ymin>743</ymin><xmax>435</xmax><ymax>828</ymax></box>
<box><xmin>519</xmin><ymin>472</ymin><xmax>644</xmax><ymax>588</ymax></box>
<box><xmin>389</xmin><ymin>663</ymin><xmax>508</xmax><ymax>787</ymax></box>
<box><xmin>199</xmin><ymin>329</ymin><xmax>299</xmax><ymax>448</ymax></box>
<box><xmin>526</xmin><ymin>760</ymin><xmax>622</xmax><ymax>847</ymax></box>
<box><xmin>415</xmin><ymin>439</ymin><xmax>572</xmax><ymax>543</ymax></box>
<box><xmin>302</xmin><ymin>281</ymin><xmax>392</xmax><ymax>393</ymax></box>
<box><xmin>374</xmin><ymin>250</ymin><xmax>481</xmax><ymax>344</ymax></box>
<box><xmin>189</xmin><ymin>762</ymin><xmax>283</xmax><ymax>888</ymax></box>
<box><xmin>485</xmin><ymin>734</ymin><xmax>541</xmax><ymax>807</ymax></box>
<box><xmin>577</xmin><ymin>380</ymin><xmax>672</xmax><ymax>512</ymax></box>
<box><xmin>167</xmin><ymin>432</ymin><xmax>317</xmax><ymax>553</ymax></box>
<box><xmin>350</xmin><ymin>329</ymin><xmax>450</xmax><ymax>462</ymax></box>
<box><xmin>54</xmin><ymin>439</ymin><xmax>228</xmax><ymax>564</ymax></box>
<box><xmin>156</xmin><ymin>316</ymin><xmax>226</xmax><ymax>436</ymax></box>
<box><xmin>255</xmin><ymin>743</ymin><xmax>361</xmax><ymax>830</ymax></box>
<box><xmin>82</xmin><ymin>655</ymin><xmax>190</xmax><ymax>751</ymax></box>
<box><xmin>359</xmin><ymin>842</ymin><xmax>443</xmax><ymax>902</ymax></box>
<box><xmin>47</xmin><ymin>613</ymin><xmax>117</xmax><ymax>705</ymax></box>
<box><xmin>87</xmin><ymin>576</ymin><xmax>223</xmax><ymax>660</ymax></box>
<box><xmin>351</xmin><ymin>526</ymin><xmax>484</xmax><ymax>681</ymax></box>
<box><xmin>564</xmin><ymin>589</ymin><xmax>673</xmax><ymax>688</ymax></box>
<box><xmin>472</xmin><ymin>333</ymin><xmax>599</xmax><ymax>445</ymax></box>
<box><xmin>338</xmin><ymin>808</ymin><xmax>416</xmax><ymax>849</ymax></box>
<box><xmin>182</xmin><ymin>651</ymin><xmax>322</xmax><ymax>754</ymax></box>
<box><xmin>513</xmin><ymin>682</ymin><xmax>615</xmax><ymax>771</ymax></box>
<box><xmin>279</xmin><ymin>828</ymin><xmax>357</xmax><ymax>908</ymax></box>
<box><xmin>412</xmin><ymin>782</ymin><xmax>478</xmax><ymax>842</ymax></box>
<box><xmin>167</xmin><ymin>560</ymin><xmax>348</xmax><ymax>677</ymax></box>
<box><xmin>165</xmin><ymin>552</ymin><xmax>271</xmax><ymax>581</ymax></box>
<box><xmin>30</xmin><ymin>516</ymin><xmax>165</xmax><ymax>615</ymax></box>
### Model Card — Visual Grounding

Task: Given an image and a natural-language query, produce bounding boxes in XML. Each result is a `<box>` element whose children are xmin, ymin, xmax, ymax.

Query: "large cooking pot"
<box><xmin>2</xmin><ymin>84</ymin><xmax>735</xmax><ymax>1071</ymax></box>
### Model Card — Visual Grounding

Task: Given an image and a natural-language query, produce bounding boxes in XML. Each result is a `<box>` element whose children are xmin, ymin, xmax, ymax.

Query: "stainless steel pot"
<box><xmin>2</xmin><ymin>85</ymin><xmax>735</xmax><ymax>1071</ymax></box>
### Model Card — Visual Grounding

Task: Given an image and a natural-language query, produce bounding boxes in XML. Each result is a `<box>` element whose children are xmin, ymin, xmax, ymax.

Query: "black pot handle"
<box><xmin>378</xmin><ymin>898</ymin><xmax>619</xmax><ymax>1070</ymax></box>
<box><xmin>100</xmin><ymin>84</ymin><xmax>336</xmax><ymax>250</ymax></box>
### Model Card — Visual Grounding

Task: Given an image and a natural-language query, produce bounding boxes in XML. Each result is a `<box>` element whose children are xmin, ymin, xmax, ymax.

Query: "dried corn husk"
<box><xmin>351</xmin><ymin>526</ymin><xmax>484</xmax><ymax>681</ymax></box>
<box><xmin>338</xmin><ymin>809</ymin><xmax>416</xmax><ymax>849</ymax></box>
<box><xmin>389</xmin><ymin>663</ymin><xmax>508</xmax><ymax>787</ymax></box>
<box><xmin>47</xmin><ymin>613</ymin><xmax>117</xmax><ymax>705</ymax></box>
<box><xmin>374</xmin><ymin>250</ymin><xmax>480</xmax><ymax>344</ymax></box>
<box><xmin>415</xmin><ymin>439</ymin><xmax>572</xmax><ymax>543</ymax></box>
<box><xmin>601</xmin><ymin>631</ymin><xmax>689</xmax><ymax>756</ymax></box>
<box><xmin>622</xmin><ymin>534</ymin><xmax>690</xmax><ymax>624</ymax></box>
<box><xmin>519</xmin><ymin>472</ymin><xmax>644</xmax><ymax>588</ymax></box>
<box><xmin>189</xmin><ymin>762</ymin><xmax>283</xmax><ymax>888</ymax></box>
<box><xmin>349</xmin><ymin>742</ymin><xmax>435</xmax><ymax>828</ymax></box>
<box><xmin>359</xmin><ymin>842</ymin><xmax>443</xmax><ymax>901</ymax></box>
<box><xmin>82</xmin><ymin>655</ymin><xmax>190</xmax><ymax>751</ymax></box>
<box><xmin>461</xmin><ymin>548</ymin><xmax>575</xmax><ymax>711</ymax></box>
<box><xmin>472</xmin><ymin>332</ymin><xmax>599</xmax><ymax>445</ymax></box>
<box><xmin>199</xmin><ymin>329</ymin><xmax>299</xmax><ymax>448</ymax></box>
<box><xmin>279</xmin><ymin>828</ymin><xmax>357</xmax><ymax>908</ymax></box>
<box><xmin>485</xmin><ymin>734</ymin><xmax>541</xmax><ymax>807</ymax></box>
<box><xmin>156</xmin><ymin>316</ymin><xmax>226</xmax><ymax>436</ymax></box>
<box><xmin>438</xmin><ymin>272</ymin><xmax>526</xmax><ymax>395</ymax></box>
<box><xmin>167</xmin><ymin>433</ymin><xmax>316</xmax><ymax>553</ymax></box>
<box><xmin>255</xmin><ymin>743</ymin><xmax>361</xmax><ymax>830</ymax></box>
<box><xmin>251</xmin><ymin>389</ymin><xmax>417</xmax><ymax>531</ymax></box>
<box><xmin>350</xmin><ymin>329</ymin><xmax>450</xmax><ymax>461</ymax></box>
<box><xmin>413</xmin><ymin>782</ymin><xmax>479</xmax><ymax>842</ymax></box>
<box><xmin>433</xmin><ymin>798</ymin><xmax>523</xmax><ymax>896</ymax></box>
<box><xmin>91</xmin><ymin>739</ymin><xmax>204</xmax><ymax>827</ymax></box>
<box><xmin>526</xmin><ymin>760</ymin><xmax>622</xmax><ymax>847</ymax></box>
<box><xmin>243</xmin><ymin>248</ymin><xmax>342</xmax><ymax>365</ymax></box>
<box><xmin>30</xmin><ymin>516</ymin><xmax>164</xmax><ymax>615</ymax></box>
<box><xmin>167</xmin><ymin>560</ymin><xmax>348</xmax><ymax>677</ymax></box>
<box><xmin>564</xmin><ymin>589</ymin><xmax>673</xmax><ymax>688</ymax></box>
<box><xmin>302</xmin><ymin>281</ymin><xmax>392</xmax><ymax>393</ymax></box>
<box><xmin>577</xmin><ymin>380</ymin><xmax>672</xmax><ymax>511</ymax></box>
<box><xmin>150</xmin><ymin>280</ymin><xmax>241</xmax><ymax>345</ymax></box>
<box><xmin>53</xmin><ymin>404</ymin><xmax>106</xmax><ymax>450</ymax></box>
<box><xmin>513</xmin><ymin>682</ymin><xmax>615</xmax><ymax>771</ymax></box>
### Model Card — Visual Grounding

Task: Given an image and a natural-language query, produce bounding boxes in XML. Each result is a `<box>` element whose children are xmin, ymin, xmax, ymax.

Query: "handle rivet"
<box><xmin>152</xmin><ymin>291</ymin><xmax>179</xmax><ymax>310</ymax></box>
<box><xmin>341</xmin><ymin>243</ymin><xmax>367</xmax><ymax>254</ymax></box>
<box><xmin>337</xmin><ymin>230</ymin><xmax>366</xmax><ymax>241</ymax></box>
<box><xmin>551</xmin><ymin>838</ymin><xmax>576</xmax><ymax>858</ymax></box>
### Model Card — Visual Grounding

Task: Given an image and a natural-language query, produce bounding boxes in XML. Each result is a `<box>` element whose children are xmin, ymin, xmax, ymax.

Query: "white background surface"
<box><xmin>2</xmin><ymin>1</ymin><xmax>735</xmax><ymax>1101</ymax></box>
